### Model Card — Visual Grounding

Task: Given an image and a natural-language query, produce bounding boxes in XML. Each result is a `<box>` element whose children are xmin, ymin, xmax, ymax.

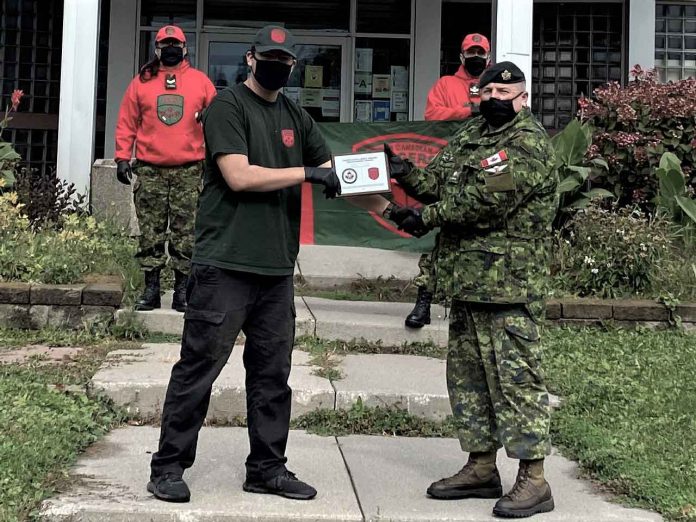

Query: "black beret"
<box><xmin>478</xmin><ymin>61</ymin><xmax>525</xmax><ymax>89</ymax></box>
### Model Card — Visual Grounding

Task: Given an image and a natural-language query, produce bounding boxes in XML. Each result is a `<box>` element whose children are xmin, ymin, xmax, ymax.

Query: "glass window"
<box><xmin>655</xmin><ymin>3</ymin><xmax>696</xmax><ymax>81</ymax></box>
<box><xmin>532</xmin><ymin>3</ymin><xmax>624</xmax><ymax>130</ymax></box>
<box><xmin>287</xmin><ymin>44</ymin><xmax>343</xmax><ymax>122</ymax></box>
<box><xmin>439</xmin><ymin>1</ymin><xmax>493</xmax><ymax>77</ymax></box>
<box><xmin>140</xmin><ymin>0</ymin><xmax>196</xmax><ymax>28</ymax></box>
<box><xmin>357</xmin><ymin>0</ymin><xmax>411</xmax><ymax>35</ymax></box>
<box><xmin>207</xmin><ymin>42</ymin><xmax>250</xmax><ymax>89</ymax></box>
<box><xmin>204</xmin><ymin>0</ymin><xmax>350</xmax><ymax>31</ymax></box>
<box><xmin>353</xmin><ymin>38</ymin><xmax>410</xmax><ymax>122</ymax></box>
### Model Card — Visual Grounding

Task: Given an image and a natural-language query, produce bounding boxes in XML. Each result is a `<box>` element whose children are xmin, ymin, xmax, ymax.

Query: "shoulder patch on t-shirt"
<box><xmin>281</xmin><ymin>129</ymin><xmax>295</xmax><ymax>148</ymax></box>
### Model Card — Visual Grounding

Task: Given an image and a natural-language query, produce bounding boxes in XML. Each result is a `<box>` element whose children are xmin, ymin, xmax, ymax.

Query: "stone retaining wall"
<box><xmin>546</xmin><ymin>298</ymin><xmax>695</xmax><ymax>326</ymax></box>
<box><xmin>0</xmin><ymin>282</ymin><xmax>123</xmax><ymax>329</ymax></box>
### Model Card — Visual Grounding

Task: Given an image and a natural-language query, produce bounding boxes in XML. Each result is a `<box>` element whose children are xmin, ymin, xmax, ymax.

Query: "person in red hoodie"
<box><xmin>424</xmin><ymin>33</ymin><xmax>491</xmax><ymax>121</ymax></box>
<box><xmin>115</xmin><ymin>25</ymin><xmax>216</xmax><ymax>313</ymax></box>
<box><xmin>403</xmin><ymin>33</ymin><xmax>491</xmax><ymax>330</ymax></box>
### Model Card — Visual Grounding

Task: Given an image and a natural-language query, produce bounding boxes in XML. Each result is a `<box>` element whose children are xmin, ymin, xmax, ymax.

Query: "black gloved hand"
<box><xmin>383</xmin><ymin>203</ymin><xmax>418</xmax><ymax>227</ymax></box>
<box><xmin>384</xmin><ymin>143</ymin><xmax>413</xmax><ymax>179</ymax></box>
<box><xmin>304</xmin><ymin>166</ymin><xmax>342</xmax><ymax>199</ymax></box>
<box><xmin>398</xmin><ymin>208</ymin><xmax>428</xmax><ymax>238</ymax></box>
<box><xmin>116</xmin><ymin>160</ymin><xmax>132</xmax><ymax>185</ymax></box>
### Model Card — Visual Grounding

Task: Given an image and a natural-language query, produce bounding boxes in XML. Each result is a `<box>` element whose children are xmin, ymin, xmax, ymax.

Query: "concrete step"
<box><xmin>120</xmin><ymin>294</ymin><xmax>449</xmax><ymax>347</ymax></box>
<box><xmin>41</xmin><ymin>426</ymin><xmax>663</xmax><ymax>522</ymax></box>
<box><xmin>91</xmin><ymin>343</ymin><xmax>334</xmax><ymax>421</ymax></box>
<box><xmin>296</xmin><ymin>244</ymin><xmax>420</xmax><ymax>288</ymax></box>
<box><xmin>92</xmin><ymin>344</ymin><xmax>559</xmax><ymax>422</ymax></box>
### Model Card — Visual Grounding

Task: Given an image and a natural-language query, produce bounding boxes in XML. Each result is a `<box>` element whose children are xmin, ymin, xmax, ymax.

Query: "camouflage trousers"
<box><xmin>447</xmin><ymin>300</ymin><xmax>551</xmax><ymax>460</ymax></box>
<box><xmin>132</xmin><ymin>161</ymin><xmax>203</xmax><ymax>273</ymax></box>
<box><xmin>413</xmin><ymin>252</ymin><xmax>435</xmax><ymax>293</ymax></box>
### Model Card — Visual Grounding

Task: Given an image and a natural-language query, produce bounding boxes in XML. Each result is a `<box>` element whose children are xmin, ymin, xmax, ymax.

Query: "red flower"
<box><xmin>11</xmin><ymin>89</ymin><xmax>23</xmax><ymax>111</ymax></box>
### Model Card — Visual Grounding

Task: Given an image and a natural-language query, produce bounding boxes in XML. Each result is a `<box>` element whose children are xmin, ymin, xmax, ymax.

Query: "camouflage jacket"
<box><xmin>399</xmin><ymin>108</ymin><xmax>558</xmax><ymax>306</ymax></box>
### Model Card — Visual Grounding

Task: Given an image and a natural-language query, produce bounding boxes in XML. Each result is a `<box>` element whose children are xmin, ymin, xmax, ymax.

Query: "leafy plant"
<box><xmin>579</xmin><ymin>65</ymin><xmax>696</xmax><ymax>207</ymax></box>
<box><xmin>13</xmin><ymin>166</ymin><xmax>87</xmax><ymax>229</ymax></box>
<box><xmin>551</xmin><ymin>119</ymin><xmax>614</xmax><ymax>227</ymax></box>
<box><xmin>654</xmin><ymin>152</ymin><xmax>696</xmax><ymax>227</ymax></box>
<box><xmin>552</xmin><ymin>204</ymin><xmax>673</xmax><ymax>298</ymax></box>
<box><xmin>0</xmin><ymin>89</ymin><xmax>23</xmax><ymax>190</ymax></box>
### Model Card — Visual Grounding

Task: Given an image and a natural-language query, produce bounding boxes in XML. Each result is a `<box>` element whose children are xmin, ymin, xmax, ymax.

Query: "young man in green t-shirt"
<box><xmin>148</xmin><ymin>25</ymin><xmax>341</xmax><ymax>503</ymax></box>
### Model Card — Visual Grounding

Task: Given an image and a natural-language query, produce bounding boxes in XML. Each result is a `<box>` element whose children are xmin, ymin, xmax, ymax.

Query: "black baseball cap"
<box><xmin>253</xmin><ymin>25</ymin><xmax>297</xmax><ymax>59</ymax></box>
<box><xmin>479</xmin><ymin>61</ymin><xmax>526</xmax><ymax>89</ymax></box>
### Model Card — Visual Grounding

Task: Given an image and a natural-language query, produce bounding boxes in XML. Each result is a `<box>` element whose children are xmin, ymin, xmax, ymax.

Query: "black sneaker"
<box><xmin>147</xmin><ymin>472</ymin><xmax>191</xmax><ymax>502</ymax></box>
<box><xmin>243</xmin><ymin>470</ymin><xmax>317</xmax><ymax>500</ymax></box>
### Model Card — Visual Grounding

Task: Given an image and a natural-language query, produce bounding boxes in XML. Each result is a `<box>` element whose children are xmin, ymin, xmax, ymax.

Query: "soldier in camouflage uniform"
<box><xmin>114</xmin><ymin>25</ymin><xmax>216</xmax><ymax>312</ymax></box>
<box><xmin>382</xmin><ymin>62</ymin><xmax>558</xmax><ymax>518</ymax></box>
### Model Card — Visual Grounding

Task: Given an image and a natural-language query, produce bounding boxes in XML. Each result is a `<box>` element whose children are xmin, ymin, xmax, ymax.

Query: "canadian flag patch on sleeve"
<box><xmin>480</xmin><ymin>150</ymin><xmax>508</xmax><ymax>168</ymax></box>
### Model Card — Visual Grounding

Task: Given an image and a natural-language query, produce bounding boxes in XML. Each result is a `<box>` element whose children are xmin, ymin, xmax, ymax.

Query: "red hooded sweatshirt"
<box><xmin>424</xmin><ymin>65</ymin><xmax>482</xmax><ymax>121</ymax></box>
<box><xmin>115</xmin><ymin>60</ymin><xmax>217</xmax><ymax>166</ymax></box>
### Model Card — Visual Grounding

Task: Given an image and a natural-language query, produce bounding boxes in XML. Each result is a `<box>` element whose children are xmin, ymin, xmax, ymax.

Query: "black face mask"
<box><xmin>464</xmin><ymin>56</ymin><xmax>486</xmax><ymax>77</ymax></box>
<box><xmin>253</xmin><ymin>58</ymin><xmax>292</xmax><ymax>91</ymax></box>
<box><xmin>160</xmin><ymin>46</ymin><xmax>184</xmax><ymax>66</ymax></box>
<box><xmin>479</xmin><ymin>92</ymin><xmax>524</xmax><ymax>128</ymax></box>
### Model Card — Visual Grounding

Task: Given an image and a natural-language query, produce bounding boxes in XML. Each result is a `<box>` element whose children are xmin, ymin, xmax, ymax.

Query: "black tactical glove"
<box><xmin>384</xmin><ymin>143</ymin><xmax>414</xmax><ymax>179</ymax></box>
<box><xmin>398</xmin><ymin>207</ymin><xmax>428</xmax><ymax>237</ymax></box>
<box><xmin>116</xmin><ymin>160</ymin><xmax>132</xmax><ymax>185</ymax></box>
<box><xmin>383</xmin><ymin>203</ymin><xmax>418</xmax><ymax>227</ymax></box>
<box><xmin>304</xmin><ymin>166</ymin><xmax>342</xmax><ymax>199</ymax></box>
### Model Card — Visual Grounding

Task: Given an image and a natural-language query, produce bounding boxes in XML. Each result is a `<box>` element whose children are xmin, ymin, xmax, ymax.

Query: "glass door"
<box><xmin>200</xmin><ymin>33</ymin><xmax>350</xmax><ymax>122</ymax></box>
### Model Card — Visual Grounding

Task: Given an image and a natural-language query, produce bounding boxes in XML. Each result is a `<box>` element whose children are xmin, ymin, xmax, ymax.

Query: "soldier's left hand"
<box><xmin>398</xmin><ymin>208</ymin><xmax>428</xmax><ymax>237</ymax></box>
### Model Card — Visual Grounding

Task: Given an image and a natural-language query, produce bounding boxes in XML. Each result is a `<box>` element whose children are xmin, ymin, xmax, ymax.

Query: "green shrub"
<box><xmin>552</xmin><ymin>204</ymin><xmax>673</xmax><ymax>298</ymax></box>
<box><xmin>579</xmin><ymin>66</ymin><xmax>696</xmax><ymax>207</ymax></box>
<box><xmin>0</xmin><ymin>192</ymin><xmax>138</xmax><ymax>285</ymax></box>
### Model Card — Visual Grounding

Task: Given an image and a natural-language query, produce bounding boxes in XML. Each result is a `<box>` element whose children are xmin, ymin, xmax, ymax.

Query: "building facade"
<box><xmin>1</xmin><ymin>0</ymin><xmax>694</xmax><ymax>196</ymax></box>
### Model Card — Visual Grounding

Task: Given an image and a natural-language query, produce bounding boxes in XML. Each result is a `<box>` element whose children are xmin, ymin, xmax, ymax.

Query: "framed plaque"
<box><xmin>332</xmin><ymin>152</ymin><xmax>391</xmax><ymax>197</ymax></box>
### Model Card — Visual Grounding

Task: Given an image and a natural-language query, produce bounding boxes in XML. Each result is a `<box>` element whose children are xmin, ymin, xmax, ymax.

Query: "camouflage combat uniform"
<box><xmin>398</xmin><ymin>108</ymin><xmax>558</xmax><ymax>460</ymax></box>
<box><xmin>132</xmin><ymin>160</ymin><xmax>203</xmax><ymax>273</ymax></box>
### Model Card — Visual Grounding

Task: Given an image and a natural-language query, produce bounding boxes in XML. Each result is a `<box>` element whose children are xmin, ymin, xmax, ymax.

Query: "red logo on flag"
<box><xmin>368</xmin><ymin>167</ymin><xmax>380</xmax><ymax>180</ymax></box>
<box><xmin>271</xmin><ymin>28</ymin><xmax>286</xmax><ymax>43</ymax></box>
<box><xmin>281</xmin><ymin>129</ymin><xmax>295</xmax><ymax>147</ymax></box>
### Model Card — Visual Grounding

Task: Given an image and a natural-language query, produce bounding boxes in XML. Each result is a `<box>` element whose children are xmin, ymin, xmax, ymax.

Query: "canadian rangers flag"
<box><xmin>480</xmin><ymin>150</ymin><xmax>508</xmax><ymax>168</ymax></box>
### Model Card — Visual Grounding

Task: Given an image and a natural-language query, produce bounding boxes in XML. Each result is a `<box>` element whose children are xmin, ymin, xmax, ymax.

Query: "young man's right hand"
<box><xmin>304</xmin><ymin>167</ymin><xmax>342</xmax><ymax>199</ymax></box>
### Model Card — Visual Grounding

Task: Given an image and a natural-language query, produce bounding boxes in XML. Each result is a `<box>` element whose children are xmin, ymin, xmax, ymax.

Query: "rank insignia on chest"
<box><xmin>448</xmin><ymin>170</ymin><xmax>460</xmax><ymax>183</ymax></box>
<box><xmin>469</xmin><ymin>84</ymin><xmax>480</xmax><ymax>97</ymax></box>
<box><xmin>165</xmin><ymin>74</ymin><xmax>177</xmax><ymax>90</ymax></box>
<box><xmin>480</xmin><ymin>150</ymin><xmax>508</xmax><ymax>168</ymax></box>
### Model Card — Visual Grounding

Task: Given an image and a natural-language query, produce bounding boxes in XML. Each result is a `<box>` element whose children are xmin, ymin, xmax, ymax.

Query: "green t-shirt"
<box><xmin>193</xmin><ymin>83</ymin><xmax>330</xmax><ymax>275</ymax></box>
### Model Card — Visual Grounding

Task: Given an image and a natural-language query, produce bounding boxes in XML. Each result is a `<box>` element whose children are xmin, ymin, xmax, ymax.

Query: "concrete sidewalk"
<box><xmin>91</xmin><ymin>343</ymin><xmax>451</xmax><ymax>421</ymax></box>
<box><xmin>122</xmin><ymin>291</ymin><xmax>450</xmax><ymax>346</ymax></box>
<box><xmin>40</xmin><ymin>426</ymin><xmax>663</xmax><ymax>522</ymax></box>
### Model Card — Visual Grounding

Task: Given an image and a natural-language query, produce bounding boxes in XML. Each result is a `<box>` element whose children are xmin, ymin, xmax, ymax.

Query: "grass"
<box><xmin>0</xmin><ymin>333</ymin><xmax>137</xmax><ymax>521</ymax></box>
<box><xmin>295</xmin><ymin>335</ymin><xmax>446</xmax><ymax>381</ymax></box>
<box><xmin>543</xmin><ymin>326</ymin><xmax>696</xmax><ymax>520</ymax></box>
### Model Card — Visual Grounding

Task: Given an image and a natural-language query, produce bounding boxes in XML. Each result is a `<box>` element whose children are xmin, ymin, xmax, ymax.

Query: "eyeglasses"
<box><xmin>462</xmin><ymin>49</ymin><xmax>488</xmax><ymax>58</ymax></box>
<box><xmin>156</xmin><ymin>41</ymin><xmax>185</xmax><ymax>49</ymax></box>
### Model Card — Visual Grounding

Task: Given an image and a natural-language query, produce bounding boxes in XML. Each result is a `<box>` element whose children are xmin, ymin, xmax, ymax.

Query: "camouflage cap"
<box><xmin>478</xmin><ymin>61</ymin><xmax>525</xmax><ymax>89</ymax></box>
<box><xmin>253</xmin><ymin>25</ymin><xmax>297</xmax><ymax>59</ymax></box>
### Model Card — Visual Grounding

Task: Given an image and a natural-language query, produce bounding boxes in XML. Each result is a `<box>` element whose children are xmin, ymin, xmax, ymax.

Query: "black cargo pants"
<box><xmin>150</xmin><ymin>263</ymin><xmax>295</xmax><ymax>481</ymax></box>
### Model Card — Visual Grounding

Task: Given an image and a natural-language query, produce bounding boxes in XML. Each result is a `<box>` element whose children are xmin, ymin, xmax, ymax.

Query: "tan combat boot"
<box><xmin>427</xmin><ymin>451</ymin><xmax>502</xmax><ymax>499</ymax></box>
<box><xmin>493</xmin><ymin>459</ymin><xmax>555</xmax><ymax>518</ymax></box>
